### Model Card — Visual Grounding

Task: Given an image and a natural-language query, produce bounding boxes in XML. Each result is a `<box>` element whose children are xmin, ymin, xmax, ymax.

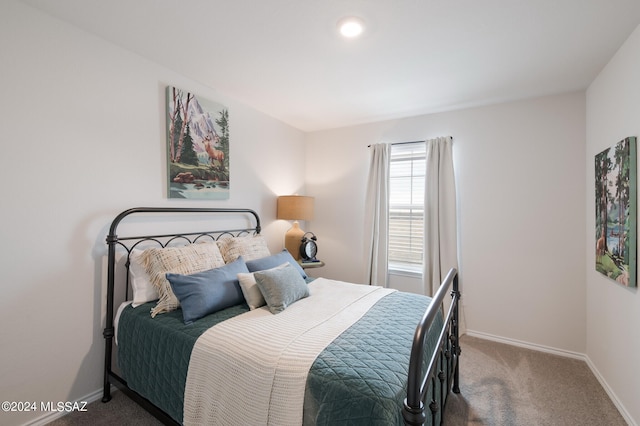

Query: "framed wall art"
<box><xmin>595</xmin><ymin>136</ymin><xmax>637</xmax><ymax>287</ymax></box>
<box><xmin>166</xmin><ymin>86</ymin><xmax>229</xmax><ymax>199</ymax></box>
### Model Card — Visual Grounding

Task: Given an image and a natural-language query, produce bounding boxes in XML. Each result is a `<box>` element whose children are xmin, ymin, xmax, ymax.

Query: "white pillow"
<box><xmin>129</xmin><ymin>249</ymin><xmax>158</xmax><ymax>307</ymax></box>
<box><xmin>237</xmin><ymin>263</ymin><xmax>288</xmax><ymax>310</ymax></box>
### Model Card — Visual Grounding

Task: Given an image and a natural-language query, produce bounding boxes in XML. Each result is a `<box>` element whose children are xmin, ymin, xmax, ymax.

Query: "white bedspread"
<box><xmin>183</xmin><ymin>277</ymin><xmax>395</xmax><ymax>426</ymax></box>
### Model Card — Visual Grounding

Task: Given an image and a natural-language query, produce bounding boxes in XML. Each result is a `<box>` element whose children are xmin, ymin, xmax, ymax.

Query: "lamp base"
<box><xmin>284</xmin><ymin>221</ymin><xmax>304</xmax><ymax>260</ymax></box>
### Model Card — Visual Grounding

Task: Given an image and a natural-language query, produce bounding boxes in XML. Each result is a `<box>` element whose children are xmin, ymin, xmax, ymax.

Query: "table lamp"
<box><xmin>277</xmin><ymin>195</ymin><xmax>314</xmax><ymax>260</ymax></box>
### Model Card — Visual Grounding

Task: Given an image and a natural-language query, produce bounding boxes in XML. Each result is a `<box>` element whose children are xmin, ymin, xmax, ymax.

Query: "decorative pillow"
<box><xmin>254</xmin><ymin>263</ymin><xmax>310</xmax><ymax>314</ymax></box>
<box><xmin>216</xmin><ymin>235</ymin><xmax>270</xmax><ymax>263</ymax></box>
<box><xmin>140</xmin><ymin>243</ymin><xmax>225</xmax><ymax>317</ymax></box>
<box><xmin>129</xmin><ymin>248</ymin><xmax>158</xmax><ymax>307</ymax></box>
<box><xmin>245</xmin><ymin>249</ymin><xmax>307</xmax><ymax>279</ymax></box>
<box><xmin>166</xmin><ymin>257</ymin><xmax>249</xmax><ymax>324</ymax></box>
<box><xmin>237</xmin><ymin>263</ymin><xmax>288</xmax><ymax>310</ymax></box>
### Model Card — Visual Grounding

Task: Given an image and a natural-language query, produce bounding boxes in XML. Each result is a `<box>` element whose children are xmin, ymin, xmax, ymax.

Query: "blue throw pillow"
<box><xmin>166</xmin><ymin>257</ymin><xmax>249</xmax><ymax>324</ymax></box>
<box><xmin>245</xmin><ymin>249</ymin><xmax>307</xmax><ymax>279</ymax></box>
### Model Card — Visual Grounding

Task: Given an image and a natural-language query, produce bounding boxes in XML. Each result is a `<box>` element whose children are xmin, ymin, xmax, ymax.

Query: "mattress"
<box><xmin>117</xmin><ymin>283</ymin><xmax>442</xmax><ymax>425</ymax></box>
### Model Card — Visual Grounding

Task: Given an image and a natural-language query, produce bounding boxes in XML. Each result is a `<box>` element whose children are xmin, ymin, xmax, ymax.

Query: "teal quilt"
<box><xmin>117</xmin><ymin>302</ymin><xmax>249</xmax><ymax>423</ymax></box>
<box><xmin>304</xmin><ymin>291</ymin><xmax>441</xmax><ymax>425</ymax></box>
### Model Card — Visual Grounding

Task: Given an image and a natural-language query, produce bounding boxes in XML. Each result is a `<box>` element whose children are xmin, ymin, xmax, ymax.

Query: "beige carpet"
<box><xmin>47</xmin><ymin>391</ymin><xmax>162</xmax><ymax>426</ymax></box>
<box><xmin>49</xmin><ymin>335</ymin><xmax>626</xmax><ymax>425</ymax></box>
<box><xmin>442</xmin><ymin>335</ymin><xmax>626</xmax><ymax>426</ymax></box>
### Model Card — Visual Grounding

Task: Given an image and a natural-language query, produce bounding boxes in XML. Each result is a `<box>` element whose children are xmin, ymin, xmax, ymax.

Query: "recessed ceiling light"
<box><xmin>338</xmin><ymin>17</ymin><xmax>365</xmax><ymax>38</ymax></box>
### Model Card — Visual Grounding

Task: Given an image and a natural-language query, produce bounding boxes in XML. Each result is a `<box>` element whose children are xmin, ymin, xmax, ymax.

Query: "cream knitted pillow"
<box><xmin>141</xmin><ymin>243</ymin><xmax>225</xmax><ymax>317</ymax></box>
<box><xmin>216</xmin><ymin>235</ymin><xmax>270</xmax><ymax>263</ymax></box>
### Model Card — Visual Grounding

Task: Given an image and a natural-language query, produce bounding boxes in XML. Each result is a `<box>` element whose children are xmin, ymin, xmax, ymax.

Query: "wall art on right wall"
<box><xmin>595</xmin><ymin>136</ymin><xmax>637</xmax><ymax>287</ymax></box>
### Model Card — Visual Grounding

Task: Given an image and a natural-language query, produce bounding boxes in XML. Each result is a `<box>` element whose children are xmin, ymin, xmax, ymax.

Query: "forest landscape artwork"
<box><xmin>166</xmin><ymin>86</ymin><xmax>229</xmax><ymax>199</ymax></box>
<box><xmin>595</xmin><ymin>136</ymin><xmax>637</xmax><ymax>288</ymax></box>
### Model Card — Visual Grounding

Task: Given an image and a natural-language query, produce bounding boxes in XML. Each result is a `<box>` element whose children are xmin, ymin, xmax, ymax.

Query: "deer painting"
<box><xmin>203</xmin><ymin>134</ymin><xmax>225</xmax><ymax>169</ymax></box>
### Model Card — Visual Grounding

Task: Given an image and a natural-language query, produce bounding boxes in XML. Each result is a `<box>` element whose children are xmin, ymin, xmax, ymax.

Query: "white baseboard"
<box><xmin>464</xmin><ymin>330</ymin><xmax>635</xmax><ymax>426</ymax></box>
<box><xmin>23</xmin><ymin>387</ymin><xmax>114</xmax><ymax>426</ymax></box>
<box><xmin>465</xmin><ymin>329</ymin><xmax>586</xmax><ymax>360</ymax></box>
<box><xmin>584</xmin><ymin>355</ymin><xmax>636</xmax><ymax>426</ymax></box>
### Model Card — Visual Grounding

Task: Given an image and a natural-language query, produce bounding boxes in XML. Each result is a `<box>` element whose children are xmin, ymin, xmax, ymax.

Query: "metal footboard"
<box><xmin>403</xmin><ymin>268</ymin><xmax>461</xmax><ymax>426</ymax></box>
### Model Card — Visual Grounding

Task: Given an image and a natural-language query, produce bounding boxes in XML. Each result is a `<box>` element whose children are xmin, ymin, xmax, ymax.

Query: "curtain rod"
<box><xmin>367</xmin><ymin>137</ymin><xmax>453</xmax><ymax>148</ymax></box>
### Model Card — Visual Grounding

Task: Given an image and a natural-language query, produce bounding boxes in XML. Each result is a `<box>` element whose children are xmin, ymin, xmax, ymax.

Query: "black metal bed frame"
<box><xmin>101</xmin><ymin>207</ymin><xmax>460</xmax><ymax>426</ymax></box>
<box><xmin>403</xmin><ymin>268</ymin><xmax>461</xmax><ymax>426</ymax></box>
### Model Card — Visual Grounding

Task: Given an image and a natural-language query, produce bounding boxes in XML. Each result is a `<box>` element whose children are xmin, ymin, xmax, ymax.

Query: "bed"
<box><xmin>101</xmin><ymin>207</ymin><xmax>461</xmax><ymax>425</ymax></box>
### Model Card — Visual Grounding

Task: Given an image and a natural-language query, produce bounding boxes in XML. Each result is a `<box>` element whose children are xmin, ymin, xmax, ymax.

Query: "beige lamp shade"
<box><xmin>277</xmin><ymin>195</ymin><xmax>314</xmax><ymax>259</ymax></box>
<box><xmin>277</xmin><ymin>195</ymin><xmax>314</xmax><ymax>221</ymax></box>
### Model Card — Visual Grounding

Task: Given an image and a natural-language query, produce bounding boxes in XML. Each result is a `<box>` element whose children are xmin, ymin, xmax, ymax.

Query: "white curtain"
<box><xmin>364</xmin><ymin>143</ymin><xmax>390</xmax><ymax>287</ymax></box>
<box><xmin>423</xmin><ymin>136</ymin><xmax>458</xmax><ymax>296</ymax></box>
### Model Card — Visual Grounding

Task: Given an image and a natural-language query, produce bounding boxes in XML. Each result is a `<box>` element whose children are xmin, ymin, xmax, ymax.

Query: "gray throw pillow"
<box><xmin>254</xmin><ymin>263</ymin><xmax>309</xmax><ymax>314</ymax></box>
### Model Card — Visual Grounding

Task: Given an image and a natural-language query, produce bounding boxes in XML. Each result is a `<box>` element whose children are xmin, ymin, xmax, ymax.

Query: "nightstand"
<box><xmin>299</xmin><ymin>260</ymin><xmax>325</xmax><ymax>269</ymax></box>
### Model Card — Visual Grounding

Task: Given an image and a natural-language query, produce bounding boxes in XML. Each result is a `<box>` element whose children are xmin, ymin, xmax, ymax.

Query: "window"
<box><xmin>388</xmin><ymin>142</ymin><xmax>425</xmax><ymax>273</ymax></box>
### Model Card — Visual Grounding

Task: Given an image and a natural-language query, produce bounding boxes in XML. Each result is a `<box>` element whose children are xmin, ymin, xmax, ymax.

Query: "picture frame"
<box><xmin>595</xmin><ymin>136</ymin><xmax>637</xmax><ymax>287</ymax></box>
<box><xmin>166</xmin><ymin>86</ymin><xmax>229</xmax><ymax>199</ymax></box>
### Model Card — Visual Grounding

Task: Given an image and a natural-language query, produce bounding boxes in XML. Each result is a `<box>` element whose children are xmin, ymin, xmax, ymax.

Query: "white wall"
<box><xmin>306</xmin><ymin>92</ymin><xmax>587</xmax><ymax>354</ymax></box>
<box><xmin>0</xmin><ymin>3</ymin><xmax>305</xmax><ymax>425</ymax></box>
<box><xmin>586</xmin><ymin>24</ymin><xmax>640</xmax><ymax>425</ymax></box>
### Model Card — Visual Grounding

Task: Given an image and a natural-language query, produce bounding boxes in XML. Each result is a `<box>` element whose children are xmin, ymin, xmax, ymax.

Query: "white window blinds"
<box><xmin>389</xmin><ymin>142</ymin><xmax>425</xmax><ymax>271</ymax></box>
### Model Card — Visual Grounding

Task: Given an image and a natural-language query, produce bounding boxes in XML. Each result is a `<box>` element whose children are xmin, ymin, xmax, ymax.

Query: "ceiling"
<box><xmin>22</xmin><ymin>0</ymin><xmax>640</xmax><ymax>132</ymax></box>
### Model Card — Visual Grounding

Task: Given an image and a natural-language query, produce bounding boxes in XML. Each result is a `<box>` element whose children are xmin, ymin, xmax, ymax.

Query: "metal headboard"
<box><xmin>101</xmin><ymin>207</ymin><xmax>261</xmax><ymax>422</ymax></box>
